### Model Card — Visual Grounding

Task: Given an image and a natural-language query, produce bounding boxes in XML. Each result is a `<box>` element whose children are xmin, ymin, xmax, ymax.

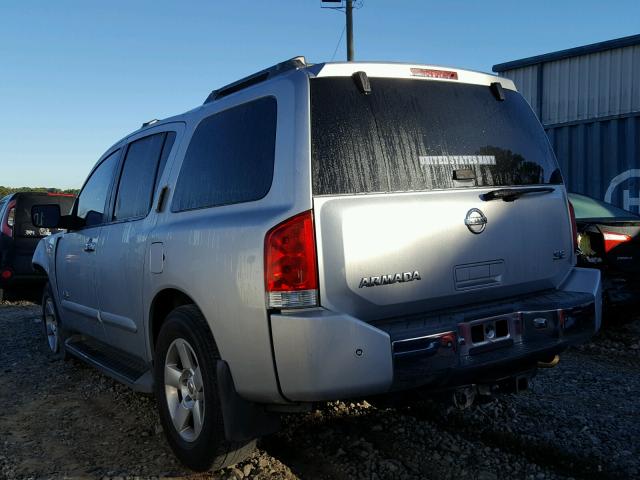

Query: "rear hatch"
<box><xmin>310</xmin><ymin>71</ymin><xmax>574</xmax><ymax>322</ymax></box>
<box><xmin>11</xmin><ymin>193</ymin><xmax>75</xmax><ymax>274</ymax></box>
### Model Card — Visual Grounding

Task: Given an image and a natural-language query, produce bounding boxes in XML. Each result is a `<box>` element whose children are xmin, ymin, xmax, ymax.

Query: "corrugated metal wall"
<box><xmin>505</xmin><ymin>64</ymin><xmax>541</xmax><ymax>117</ymax></box>
<box><xmin>500</xmin><ymin>44</ymin><xmax>640</xmax><ymax>126</ymax></box>
<box><xmin>542</xmin><ymin>45</ymin><xmax>640</xmax><ymax>125</ymax></box>
<box><xmin>546</xmin><ymin>114</ymin><xmax>640</xmax><ymax>211</ymax></box>
<box><xmin>497</xmin><ymin>41</ymin><xmax>640</xmax><ymax>212</ymax></box>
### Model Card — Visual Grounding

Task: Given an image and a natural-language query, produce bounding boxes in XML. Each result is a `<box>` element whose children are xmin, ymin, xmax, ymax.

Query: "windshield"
<box><xmin>569</xmin><ymin>193</ymin><xmax>639</xmax><ymax>220</ymax></box>
<box><xmin>310</xmin><ymin>77</ymin><xmax>562</xmax><ymax>196</ymax></box>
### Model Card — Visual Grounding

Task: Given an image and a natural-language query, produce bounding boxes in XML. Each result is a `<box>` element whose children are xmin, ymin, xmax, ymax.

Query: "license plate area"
<box><xmin>458</xmin><ymin>313</ymin><xmax>522</xmax><ymax>357</ymax></box>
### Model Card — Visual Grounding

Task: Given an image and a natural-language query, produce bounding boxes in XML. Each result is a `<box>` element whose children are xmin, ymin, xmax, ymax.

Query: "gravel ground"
<box><xmin>1</xmin><ymin>299</ymin><xmax>639</xmax><ymax>480</ymax></box>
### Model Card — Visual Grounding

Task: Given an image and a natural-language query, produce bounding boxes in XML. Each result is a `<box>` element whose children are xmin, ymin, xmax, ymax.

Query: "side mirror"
<box><xmin>85</xmin><ymin>210</ymin><xmax>103</xmax><ymax>227</ymax></box>
<box><xmin>31</xmin><ymin>204</ymin><xmax>61</xmax><ymax>228</ymax></box>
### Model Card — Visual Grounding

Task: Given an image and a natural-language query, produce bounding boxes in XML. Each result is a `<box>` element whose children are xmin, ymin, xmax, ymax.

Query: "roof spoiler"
<box><xmin>204</xmin><ymin>56</ymin><xmax>307</xmax><ymax>104</ymax></box>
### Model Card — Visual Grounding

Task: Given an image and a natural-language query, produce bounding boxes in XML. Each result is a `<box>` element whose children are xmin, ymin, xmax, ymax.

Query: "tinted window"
<box><xmin>77</xmin><ymin>151</ymin><xmax>119</xmax><ymax>227</ymax></box>
<box><xmin>114</xmin><ymin>133</ymin><xmax>167</xmax><ymax>221</ymax></box>
<box><xmin>172</xmin><ymin>97</ymin><xmax>277</xmax><ymax>212</ymax></box>
<box><xmin>311</xmin><ymin>77</ymin><xmax>562</xmax><ymax>195</ymax></box>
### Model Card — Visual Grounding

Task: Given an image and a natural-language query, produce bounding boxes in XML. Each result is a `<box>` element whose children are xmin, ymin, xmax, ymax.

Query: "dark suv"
<box><xmin>0</xmin><ymin>191</ymin><xmax>75</xmax><ymax>300</ymax></box>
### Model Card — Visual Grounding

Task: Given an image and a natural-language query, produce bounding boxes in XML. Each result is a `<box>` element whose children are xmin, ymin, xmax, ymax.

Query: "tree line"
<box><xmin>0</xmin><ymin>186</ymin><xmax>79</xmax><ymax>198</ymax></box>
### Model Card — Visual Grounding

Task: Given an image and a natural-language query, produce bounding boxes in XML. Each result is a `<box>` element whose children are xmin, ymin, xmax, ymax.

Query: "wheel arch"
<box><xmin>32</xmin><ymin>237</ymin><xmax>53</xmax><ymax>278</ymax></box>
<box><xmin>148</xmin><ymin>287</ymin><xmax>200</xmax><ymax>356</ymax></box>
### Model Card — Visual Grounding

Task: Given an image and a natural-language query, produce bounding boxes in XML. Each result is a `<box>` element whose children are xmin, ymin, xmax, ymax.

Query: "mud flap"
<box><xmin>216</xmin><ymin>360</ymin><xmax>281</xmax><ymax>442</ymax></box>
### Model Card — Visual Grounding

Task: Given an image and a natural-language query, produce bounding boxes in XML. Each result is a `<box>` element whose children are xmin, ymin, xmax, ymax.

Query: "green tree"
<box><xmin>0</xmin><ymin>186</ymin><xmax>79</xmax><ymax>198</ymax></box>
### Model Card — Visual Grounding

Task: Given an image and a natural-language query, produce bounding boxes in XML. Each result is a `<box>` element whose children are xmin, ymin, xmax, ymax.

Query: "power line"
<box><xmin>321</xmin><ymin>0</ymin><xmax>363</xmax><ymax>61</ymax></box>
<box><xmin>330</xmin><ymin>24</ymin><xmax>346</xmax><ymax>61</ymax></box>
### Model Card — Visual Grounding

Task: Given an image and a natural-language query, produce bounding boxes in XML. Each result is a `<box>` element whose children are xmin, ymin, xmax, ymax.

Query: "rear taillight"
<box><xmin>2</xmin><ymin>200</ymin><xmax>16</xmax><ymax>237</ymax></box>
<box><xmin>568</xmin><ymin>200</ymin><xmax>578</xmax><ymax>251</ymax></box>
<box><xmin>265</xmin><ymin>210</ymin><xmax>318</xmax><ymax>309</ymax></box>
<box><xmin>602</xmin><ymin>232</ymin><xmax>632</xmax><ymax>253</ymax></box>
<box><xmin>1</xmin><ymin>269</ymin><xmax>12</xmax><ymax>280</ymax></box>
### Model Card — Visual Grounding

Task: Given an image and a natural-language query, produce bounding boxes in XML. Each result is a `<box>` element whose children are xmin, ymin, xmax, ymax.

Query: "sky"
<box><xmin>1</xmin><ymin>0</ymin><xmax>639</xmax><ymax>189</ymax></box>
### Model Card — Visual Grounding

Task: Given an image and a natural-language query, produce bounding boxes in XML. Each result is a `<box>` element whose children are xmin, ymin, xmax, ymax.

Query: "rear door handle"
<box><xmin>84</xmin><ymin>239</ymin><xmax>97</xmax><ymax>252</ymax></box>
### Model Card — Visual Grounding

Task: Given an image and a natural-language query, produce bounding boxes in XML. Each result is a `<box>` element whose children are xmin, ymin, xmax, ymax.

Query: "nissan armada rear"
<box><xmin>32</xmin><ymin>58</ymin><xmax>601</xmax><ymax>472</ymax></box>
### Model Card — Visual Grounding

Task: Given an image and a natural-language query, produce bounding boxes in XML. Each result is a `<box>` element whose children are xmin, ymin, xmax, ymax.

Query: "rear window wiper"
<box><xmin>481</xmin><ymin>187</ymin><xmax>555</xmax><ymax>202</ymax></box>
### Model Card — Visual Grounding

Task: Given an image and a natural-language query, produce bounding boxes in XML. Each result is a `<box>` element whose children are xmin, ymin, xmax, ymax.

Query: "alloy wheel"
<box><xmin>164</xmin><ymin>338</ymin><xmax>205</xmax><ymax>442</ymax></box>
<box><xmin>44</xmin><ymin>297</ymin><xmax>59</xmax><ymax>353</ymax></box>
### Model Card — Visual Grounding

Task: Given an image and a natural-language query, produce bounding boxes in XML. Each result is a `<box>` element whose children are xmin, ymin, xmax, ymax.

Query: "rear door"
<box><xmin>310</xmin><ymin>75</ymin><xmax>575</xmax><ymax>322</ymax></box>
<box><xmin>56</xmin><ymin>150</ymin><xmax>120</xmax><ymax>337</ymax></box>
<box><xmin>95</xmin><ymin>127</ymin><xmax>179</xmax><ymax>357</ymax></box>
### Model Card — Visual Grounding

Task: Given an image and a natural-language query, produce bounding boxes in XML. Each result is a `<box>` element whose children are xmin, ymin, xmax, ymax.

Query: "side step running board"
<box><xmin>65</xmin><ymin>337</ymin><xmax>154</xmax><ymax>393</ymax></box>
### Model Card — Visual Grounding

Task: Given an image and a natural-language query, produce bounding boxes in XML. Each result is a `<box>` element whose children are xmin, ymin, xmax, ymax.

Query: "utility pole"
<box><xmin>321</xmin><ymin>0</ymin><xmax>356</xmax><ymax>61</ymax></box>
<box><xmin>346</xmin><ymin>0</ymin><xmax>354</xmax><ymax>61</ymax></box>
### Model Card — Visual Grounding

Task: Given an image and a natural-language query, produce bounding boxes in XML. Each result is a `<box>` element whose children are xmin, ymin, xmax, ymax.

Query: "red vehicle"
<box><xmin>570</xmin><ymin>192</ymin><xmax>640</xmax><ymax>312</ymax></box>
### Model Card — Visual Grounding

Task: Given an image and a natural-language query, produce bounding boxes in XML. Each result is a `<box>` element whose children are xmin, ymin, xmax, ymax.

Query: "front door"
<box><xmin>56</xmin><ymin>149</ymin><xmax>121</xmax><ymax>339</ymax></box>
<box><xmin>56</xmin><ymin>226</ymin><xmax>102</xmax><ymax>337</ymax></box>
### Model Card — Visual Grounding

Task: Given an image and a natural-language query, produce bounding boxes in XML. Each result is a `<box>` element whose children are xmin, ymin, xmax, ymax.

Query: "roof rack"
<box><xmin>141</xmin><ymin>119</ymin><xmax>159</xmax><ymax>128</ymax></box>
<box><xmin>203</xmin><ymin>56</ymin><xmax>307</xmax><ymax>104</ymax></box>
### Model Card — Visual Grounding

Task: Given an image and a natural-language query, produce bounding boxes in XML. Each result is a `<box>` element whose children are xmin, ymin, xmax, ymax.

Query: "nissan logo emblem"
<box><xmin>465</xmin><ymin>208</ymin><xmax>487</xmax><ymax>234</ymax></box>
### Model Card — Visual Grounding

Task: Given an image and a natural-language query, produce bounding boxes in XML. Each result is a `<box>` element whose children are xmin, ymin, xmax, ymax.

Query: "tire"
<box><xmin>41</xmin><ymin>282</ymin><xmax>69</xmax><ymax>360</ymax></box>
<box><xmin>154</xmin><ymin>305</ymin><xmax>255</xmax><ymax>472</ymax></box>
<box><xmin>0</xmin><ymin>287</ymin><xmax>14</xmax><ymax>302</ymax></box>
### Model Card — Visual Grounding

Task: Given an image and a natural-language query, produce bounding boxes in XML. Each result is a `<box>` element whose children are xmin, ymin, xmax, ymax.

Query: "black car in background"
<box><xmin>0</xmin><ymin>192</ymin><xmax>75</xmax><ymax>301</ymax></box>
<box><xmin>570</xmin><ymin>192</ymin><xmax>640</xmax><ymax>312</ymax></box>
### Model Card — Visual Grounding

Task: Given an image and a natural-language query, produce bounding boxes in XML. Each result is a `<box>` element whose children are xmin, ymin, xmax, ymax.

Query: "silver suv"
<box><xmin>32</xmin><ymin>57</ymin><xmax>601</xmax><ymax>471</ymax></box>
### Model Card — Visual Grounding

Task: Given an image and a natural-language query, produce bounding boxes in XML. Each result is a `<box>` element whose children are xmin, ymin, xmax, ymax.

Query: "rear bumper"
<box><xmin>270</xmin><ymin>267</ymin><xmax>601</xmax><ymax>402</ymax></box>
<box><xmin>0</xmin><ymin>251</ymin><xmax>45</xmax><ymax>288</ymax></box>
<box><xmin>0</xmin><ymin>272</ymin><xmax>45</xmax><ymax>288</ymax></box>
<box><xmin>601</xmin><ymin>276</ymin><xmax>640</xmax><ymax>307</ymax></box>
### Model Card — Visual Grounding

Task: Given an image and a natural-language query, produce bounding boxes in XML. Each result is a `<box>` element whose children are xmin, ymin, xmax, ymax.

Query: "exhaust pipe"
<box><xmin>538</xmin><ymin>354</ymin><xmax>560</xmax><ymax>368</ymax></box>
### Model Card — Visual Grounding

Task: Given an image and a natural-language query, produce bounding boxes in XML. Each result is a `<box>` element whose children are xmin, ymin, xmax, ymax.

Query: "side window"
<box><xmin>113</xmin><ymin>133</ymin><xmax>169</xmax><ymax>221</ymax></box>
<box><xmin>76</xmin><ymin>151</ymin><xmax>120</xmax><ymax>227</ymax></box>
<box><xmin>172</xmin><ymin>97</ymin><xmax>277</xmax><ymax>212</ymax></box>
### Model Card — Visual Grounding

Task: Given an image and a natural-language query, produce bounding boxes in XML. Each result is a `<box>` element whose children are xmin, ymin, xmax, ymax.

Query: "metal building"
<box><xmin>493</xmin><ymin>34</ymin><xmax>640</xmax><ymax>212</ymax></box>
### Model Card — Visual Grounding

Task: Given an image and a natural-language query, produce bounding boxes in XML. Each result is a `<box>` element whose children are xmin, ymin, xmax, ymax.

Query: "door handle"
<box><xmin>84</xmin><ymin>239</ymin><xmax>97</xmax><ymax>252</ymax></box>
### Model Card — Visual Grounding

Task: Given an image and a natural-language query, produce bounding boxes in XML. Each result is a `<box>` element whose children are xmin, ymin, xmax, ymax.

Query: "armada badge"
<box><xmin>359</xmin><ymin>271</ymin><xmax>421</xmax><ymax>288</ymax></box>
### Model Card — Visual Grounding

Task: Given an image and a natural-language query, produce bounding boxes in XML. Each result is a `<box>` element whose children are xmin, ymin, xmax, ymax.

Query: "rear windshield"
<box><xmin>569</xmin><ymin>193</ymin><xmax>640</xmax><ymax>220</ymax></box>
<box><xmin>310</xmin><ymin>77</ymin><xmax>562</xmax><ymax>196</ymax></box>
<box><xmin>15</xmin><ymin>195</ymin><xmax>75</xmax><ymax>238</ymax></box>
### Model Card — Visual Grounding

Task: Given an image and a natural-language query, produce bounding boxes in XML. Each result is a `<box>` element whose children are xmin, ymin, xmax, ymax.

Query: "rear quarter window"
<box><xmin>172</xmin><ymin>97</ymin><xmax>277</xmax><ymax>212</ymax></box>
